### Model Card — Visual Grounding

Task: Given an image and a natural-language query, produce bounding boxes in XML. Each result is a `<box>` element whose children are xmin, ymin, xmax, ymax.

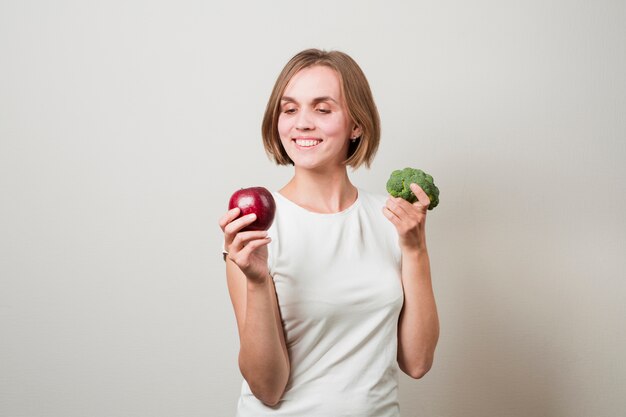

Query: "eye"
<box><xmin>316</xmin><ymin>106</ymin><xmax>331</xmax><ymax>114</ymax></box>
<box><xmin>282</xmin><ymin>106</ymin><xmax>297</xmax><ymax>114</ymax></box>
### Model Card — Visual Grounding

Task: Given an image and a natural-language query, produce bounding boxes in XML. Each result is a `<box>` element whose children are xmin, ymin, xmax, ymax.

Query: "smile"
<box><xmin>293</xmin><ymin>138</ymin><xmax>322</xmax><ymax>148</ymax></box>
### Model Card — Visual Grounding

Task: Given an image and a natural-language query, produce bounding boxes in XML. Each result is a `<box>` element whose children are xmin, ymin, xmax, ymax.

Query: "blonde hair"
<box><xmin>262</xmin><ymin>49</ymin><xmax>380</xmax><ymax>169</ymax></box>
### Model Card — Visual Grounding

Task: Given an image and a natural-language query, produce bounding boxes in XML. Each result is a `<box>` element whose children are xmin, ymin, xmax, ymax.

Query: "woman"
<box><xmin>219</xmin><ymin>48</ymin><xmax>439</xmax><ymax>416</ymax></box>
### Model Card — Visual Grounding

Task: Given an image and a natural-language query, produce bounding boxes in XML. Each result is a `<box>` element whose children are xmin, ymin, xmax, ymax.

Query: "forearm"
<box><xmin>397</xmin><ymin>248</ymin><xmax>439</xmax><ymax>379</ymax></box>
<box><xmin>239</xmin><ymin>277</ymin><xmax>290</xmax><ymax>405</ymax></box>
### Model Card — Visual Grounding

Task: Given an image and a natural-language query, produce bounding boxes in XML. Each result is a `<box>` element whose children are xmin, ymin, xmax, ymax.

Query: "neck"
<box><xmin>280</xmin><ymin>166</ymin><xmax>357</xmax><ymax>213</ymax></box>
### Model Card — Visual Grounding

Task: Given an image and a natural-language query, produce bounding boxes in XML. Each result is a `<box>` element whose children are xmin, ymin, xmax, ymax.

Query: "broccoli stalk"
<box><xmin>386</xmin><ymin>167</ymin><xmax>440</xmax><ymax>210</ymax></box>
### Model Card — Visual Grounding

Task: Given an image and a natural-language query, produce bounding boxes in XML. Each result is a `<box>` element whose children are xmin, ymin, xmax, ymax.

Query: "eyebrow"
<box><xmin>280</xmin><ymin>96</ymin><xmax>339</xmax><ymax>104</ymax></box>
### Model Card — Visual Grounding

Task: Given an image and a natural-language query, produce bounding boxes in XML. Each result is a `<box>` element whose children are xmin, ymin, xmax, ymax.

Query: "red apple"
<box><xmin>228</xmin><ymin>187</ymin><xmax>276</xmax><ymax>231</ymax></box>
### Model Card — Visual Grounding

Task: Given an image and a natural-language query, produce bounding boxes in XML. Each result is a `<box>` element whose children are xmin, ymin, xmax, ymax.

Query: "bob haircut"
<box><xmin>262</xmin><ymin>49</ymin><xmax>381</xmax><ymax>169</ymax></box>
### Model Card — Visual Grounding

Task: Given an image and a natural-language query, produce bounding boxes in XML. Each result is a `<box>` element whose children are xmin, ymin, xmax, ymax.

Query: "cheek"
<box><xmin>318</xmin><ymin>116</ymin><xmax>351</xmax><ymax>137</ymax></box>
<box><xmin>277</xmin><ymin>115</ymin><xmax>291</xmax><ymax>138</ymax></box>
<box><xmin>277</xmin><ymin>117</ymin><xmax>295</xmax><ymax>151</ymax></box>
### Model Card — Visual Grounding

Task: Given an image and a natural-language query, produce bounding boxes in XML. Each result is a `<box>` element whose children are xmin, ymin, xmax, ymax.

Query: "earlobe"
<box><xmin>352</xmin><ymin>125</ymin><xmax>362</xmax><ymax>139</ymax></box>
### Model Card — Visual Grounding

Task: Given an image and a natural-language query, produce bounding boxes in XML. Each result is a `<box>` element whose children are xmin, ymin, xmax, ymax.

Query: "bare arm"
<box><xmin>383</xmin><ymin>184</ymin><xmax>440</xmax><ymax>378</ymax></box>
<box><xmin>220</xmin><ymin>209</ymin><xmax>290</xmax><ymax>406</ymax></box>
<box><xmin>395</xmin><ymin>248</ymin><xmax>439</xmax><ymax>378</ymax></box>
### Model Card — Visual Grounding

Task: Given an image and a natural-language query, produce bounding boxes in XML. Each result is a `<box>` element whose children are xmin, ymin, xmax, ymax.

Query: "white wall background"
<box><xmin>1</xmin><ymin>1</ymin><xmax>625</xmax><ymax>416</ymax></box>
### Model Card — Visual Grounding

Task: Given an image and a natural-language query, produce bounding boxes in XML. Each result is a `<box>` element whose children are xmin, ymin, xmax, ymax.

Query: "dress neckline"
<box><xmin>274</xmin><ymin>189</ymin><xmax>362</xmax><ymax>217</ymax></box>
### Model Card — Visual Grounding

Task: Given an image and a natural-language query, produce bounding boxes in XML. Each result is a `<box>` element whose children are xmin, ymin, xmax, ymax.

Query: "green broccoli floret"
<box><xmin>386</xmin><ymin>167</ymin><xmax>440</xmax><ymax>210</ymax></box>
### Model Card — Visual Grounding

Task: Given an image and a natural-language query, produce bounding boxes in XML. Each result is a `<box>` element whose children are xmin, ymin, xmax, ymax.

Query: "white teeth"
<box><xmin>295</xmin><ymin>139</ymin><xmax>321</xmax><ymax>147</ymax></box>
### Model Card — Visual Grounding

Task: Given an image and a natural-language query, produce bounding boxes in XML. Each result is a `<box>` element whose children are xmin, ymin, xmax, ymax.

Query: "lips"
<box><xmin>293</xmin><ymin>138</ymin><xmax>322</xmax><ymax>148</ymax></box>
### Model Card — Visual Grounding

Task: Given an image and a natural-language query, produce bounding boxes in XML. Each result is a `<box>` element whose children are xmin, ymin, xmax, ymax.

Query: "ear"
<box><xmin>351</xmin><ymin>125</ymin><xmax>363</xmax><ymax>139</ymax></box>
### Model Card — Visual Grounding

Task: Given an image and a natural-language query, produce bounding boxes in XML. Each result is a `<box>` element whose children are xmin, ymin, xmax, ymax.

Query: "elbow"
<box><xmin>247</xmin><ymin>381</ymin><xmax>287</xmax><ymax>407</ymax></box>
<box><xmin>254</xmin><ymin>390</ymin><xmax>283</xmax><ymax>407</ymax></box>
<box><xmin>404</xmin><ymin>362</ymin><xmax>432</xmax><ymax>379</ymax></box>
<box><xmin>239</xmin><ymin>358</ymin><xmax>289</xmax><ymax>407</ymax></box>
<box><xmin>400</xmin><ymin>356</ymin><xmax>434</xmax><ymax>379</ymax></box>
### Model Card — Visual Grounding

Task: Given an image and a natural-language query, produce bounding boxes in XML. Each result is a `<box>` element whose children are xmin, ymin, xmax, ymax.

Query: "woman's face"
<box><xmin>277</xmin><ymin>65</ymin><xmax>361</xmax><ymax>171</ymax></box>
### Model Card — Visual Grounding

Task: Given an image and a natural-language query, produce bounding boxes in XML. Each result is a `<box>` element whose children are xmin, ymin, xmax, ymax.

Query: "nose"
<box><xmin>295</xmin><ymin>108</ymin><xmax>314</xmax><ymax>131</ymax></box>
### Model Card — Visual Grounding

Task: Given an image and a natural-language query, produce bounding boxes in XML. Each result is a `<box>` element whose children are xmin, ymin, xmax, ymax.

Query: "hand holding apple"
<box><xmin>219</xmin><ymin>186</ymin><xmax>276</xmax><ymax>283</ymax></box>
<box><xmin>228</xmin><ymin>187</ymin><xmax>276</xmax><ymax>231</ymax></box>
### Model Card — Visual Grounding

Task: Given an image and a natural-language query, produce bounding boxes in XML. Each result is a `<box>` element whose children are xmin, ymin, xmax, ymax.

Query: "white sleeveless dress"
<box><xmin>236</xmin><ymin>189</ymin><xmax>404</xmax><ymax>417</ymax></box>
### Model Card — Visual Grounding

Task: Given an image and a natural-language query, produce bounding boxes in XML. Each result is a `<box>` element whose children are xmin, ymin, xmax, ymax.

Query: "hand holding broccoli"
<box><xmin>383</xmin><ymin>168</ymin><xmax>437</xmax><ymax>253</ymax></box>
<box><xmin>386</xmin><ymin>167</ymin><xmax>440</xmax><ymax>210</ymax></box>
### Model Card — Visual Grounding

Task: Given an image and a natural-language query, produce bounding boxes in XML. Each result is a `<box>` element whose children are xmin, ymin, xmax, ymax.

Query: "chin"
<box><xmin>292</xmin><ymin>160</ymin><xmax>321</xmax><ymax>170</ymax></box>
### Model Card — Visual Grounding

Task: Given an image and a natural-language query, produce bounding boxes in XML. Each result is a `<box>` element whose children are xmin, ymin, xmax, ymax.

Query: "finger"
<box><xmin>237</xmin><ymin>236</ymin><xmax>271</xmax><ymax>258</ymax></box>
<box><xmin>231</xmin><ymin>230</ymin><xmax>270</xmax><ymax>251</ymax></box>
<box><xmin>410</xmin><ymin>183</ymin><xmax>431</xmax><ymax>209</ymax></box>
<box><xmin>224</xmin><ymin>213</ymin><xmax>258</xmax><ymax>236</ymax></box>
<box><xmin>386</xmin><ymin>196</ymin><xmax>412</xmax><ymax>218</ymax></box>
<box><xmin>218</xmin><ymin>207</ymin><xmax>241</xmax><ymax>231</ymax></box>
<box><xmin>382</xmin><ymin>206</ymin><xmax>401</xmax><ymax>226</ymax></box>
